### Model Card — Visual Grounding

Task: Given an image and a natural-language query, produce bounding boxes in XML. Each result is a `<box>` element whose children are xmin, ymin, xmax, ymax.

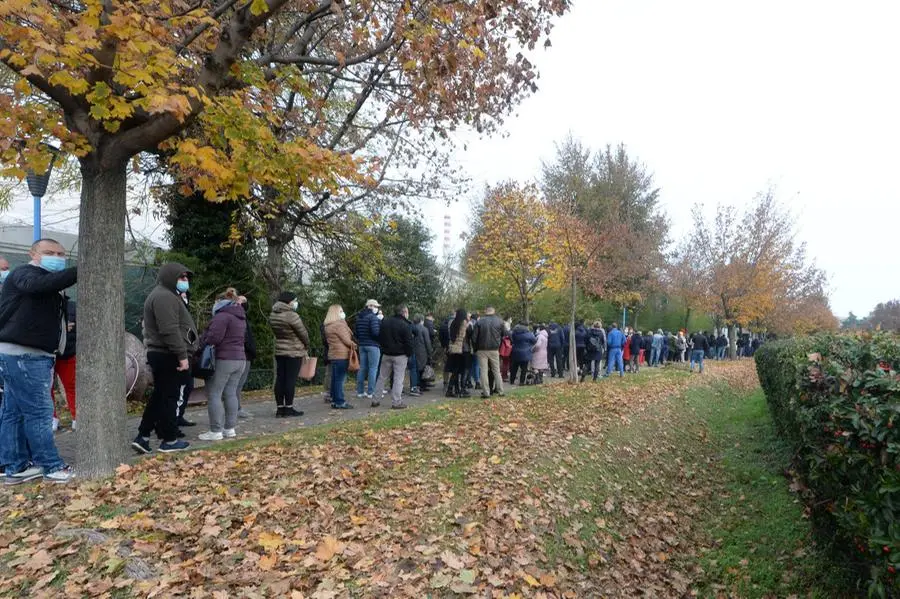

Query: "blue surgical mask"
<box><xmin>0</xmin><ymin>271</ymin><xmax>8</xmax><ymax>283</ymax></box>
<box><xmin>176</xmin><ymin>280</ymin><xmax>190</xmax><ymax>293</ymax></box>
<box><xmin>40</xmin><ymin>256</ymin><xmax>66</xmax><ymax>272</ymax></box>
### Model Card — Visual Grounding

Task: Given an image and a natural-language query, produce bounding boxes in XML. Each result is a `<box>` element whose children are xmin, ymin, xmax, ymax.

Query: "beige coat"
<box><xmin>269</xmin><ymin>302</ymin><xmax>310</xmax><ymax>358</ymax></box>
<box><xmin>324</xmin><ymin>320</ymin><xmax>355</xmax><ymax>360</ymax></box>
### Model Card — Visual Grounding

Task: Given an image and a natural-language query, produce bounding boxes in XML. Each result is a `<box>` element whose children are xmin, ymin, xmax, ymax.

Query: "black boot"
<box><xmin>445</xmin><ymin>374</ymin><xmax>458</xmax><ymax>397</ymax></box>
<box><xmin>283</xmin><ymin>406</ymin><xmax>304</xmax><ymax>417</ymax></box>
<box><xmin>275</xmin><ymin>406</ymin><xmax>286</xmax><ymax>418</ymax></box>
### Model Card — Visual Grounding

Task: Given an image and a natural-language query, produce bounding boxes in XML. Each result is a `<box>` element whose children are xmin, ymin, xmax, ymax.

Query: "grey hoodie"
<box><xmin>142</xmin><ymin>263</ymin><xmax>198</xmax><ymax>360</ymax></box>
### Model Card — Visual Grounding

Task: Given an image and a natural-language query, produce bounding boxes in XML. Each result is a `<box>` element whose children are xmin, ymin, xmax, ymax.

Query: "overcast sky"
<box><xmin>4</xmin><ymin>0</ymin><xmax>897</xmax><ymax>318</ymax></box>
<box><xmin>431</xmin><ymin>0</ymin><xmax>900</xmax><ymax>318</ymax></box>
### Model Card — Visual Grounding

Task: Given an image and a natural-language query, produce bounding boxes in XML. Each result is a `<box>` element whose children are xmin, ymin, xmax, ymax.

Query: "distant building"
<box><xmin>0</xmin><ymin>223</ymin><xmax>159</xmax><ymax>265</ymax></box>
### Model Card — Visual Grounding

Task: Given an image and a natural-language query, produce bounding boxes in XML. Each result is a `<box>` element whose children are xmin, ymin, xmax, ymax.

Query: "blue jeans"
<box><xmin>0</xmin><ymin>354</ymin><xmax>65</xmax><ymax>474</ymax></box>
<box><xmin>718</xmin><ymin>346</ymin><xmax>727</xmax><ymax>359</ymax></box>
<box><xmin>332</xmin><ymin>359</ymin><xmax>349</xmax><ymax>406</ymax></box>
<box><xmin>471</xmin><ymin>357</ymin><xmax>480</xmax><ymax>387</ymax></box>
<box><xmin>408</xmin><ymin>354</ymin><xmax>419</xmax><ymax>389</ymax></box>
<box><xmin>690</xmin><ymin>350</ymin><xmax>705</xmax><ymax>373</ymax></box>
<box><xmin>606</xmin><ymin>348</ymin><xmax>624</xmax><ymax>375</ymax></box>
<box><xmin>650</xmin><ymin>347</ymin><xmax>661</xmax><ymax>366</ymax></box>
<box><xmin>356</xmin><ymin>346</ymin><xmax>380</xmax><ymax>395</ymax></box>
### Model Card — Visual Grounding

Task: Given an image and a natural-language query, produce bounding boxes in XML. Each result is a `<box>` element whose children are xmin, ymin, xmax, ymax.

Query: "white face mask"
<box><xmin>339</xmin><ymin>311</ymin><xmax>346</xmax><ymax>320</ymax></box>
<box><xmin>290</xmin><ymin>301</ymin><xmax>299</xmax><ymax>311</ymax></box>
<box><xmin>371</xmin><ymin>306</ymin><xmax>379</xmax><ymax>313</ymax></box>
<box><xmin>376</xmin><ymin>313</ymin><xmax>384</xmax><ymax>320</ymax></box>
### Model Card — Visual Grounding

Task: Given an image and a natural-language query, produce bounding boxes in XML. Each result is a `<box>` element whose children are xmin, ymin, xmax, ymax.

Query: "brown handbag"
<box><xmin>348</xmin><ymin>347</ymin><xmax>360</xmax><ymax>372</ymax></box>
<box><xmin>299</xmin><ymin>356</ymin><xmax>318</xmax><ymax>381</ymax></box>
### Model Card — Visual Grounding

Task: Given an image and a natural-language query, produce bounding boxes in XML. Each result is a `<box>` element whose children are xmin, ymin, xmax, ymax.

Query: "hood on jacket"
<box><xmin>271</xmin><ymin>301</ymin><xmax>294</xmax><ymax>313</ymax></box>
<box><xmin>157</xmin><ymin>262</ymin><xmax>191</xmax><ymax>291</ymax></box>
<box><xmin>512</xmin><ymin>324</ymin><xmax>529</xmax><ymax>334</ymax></box>
<box><xmin>214</xmin><ymin>301</ymin><xmax>245</xmax><ymax>318</ymax></box>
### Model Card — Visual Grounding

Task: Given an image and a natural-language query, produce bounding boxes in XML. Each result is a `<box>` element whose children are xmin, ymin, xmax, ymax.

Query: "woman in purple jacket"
<box><xmin>198</xmin><ymin>288</ymin><xmax>247</xmax><ymax>441</ymax></box>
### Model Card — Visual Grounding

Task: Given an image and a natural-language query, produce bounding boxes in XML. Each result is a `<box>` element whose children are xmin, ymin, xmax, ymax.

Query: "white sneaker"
<box><xmin>71</xmin><ymin>420</ymin><xmax>77</xmax><ymax>431</ymax></box>
<box><xmin>223</xmin><ymin>429</ymin><xmax>236</xmax><ymax>438</ymax></box>
<box><xmin>52</xmin><ymin>417</ymin><xmax>59</xmax><ymax>432</ymax></box>
<box><xmin>43</xmin><ymin>466</ymin><xmax>75</xmax><ymax>484</ymax></box>
<box><xmin>5</xmin><ymin>465</ymin><xmax>43</xmax><ymax>486</ymax></box>
<box><xmin>198</xmin><ymin>431</ymin><xmax>224</xmax><ymax>441</ymax></box>
<box><xmin>357</xmin><ymin>393</ymin><xmax>365</xmax><ymax>399</ymax></box>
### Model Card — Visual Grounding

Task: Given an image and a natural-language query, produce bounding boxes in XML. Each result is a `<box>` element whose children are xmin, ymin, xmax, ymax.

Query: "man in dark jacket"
<box><xmin>690</xmin><ymin>331</ymin><xmax>709</xmax><ymax>373</ymax></box>
<box><xmin>546</xmin><ymin>323</ymin><xmax>563</xmax><ymax>378</ymax></box>
<box><xmin>472</xmin><ymin>306</ymin><xmax>505</xmax><ymax>398</ymax></box>
<box><xmin>133</xmin><ymin>262</ymin><xmax>197</xmax><ymax>455</ymax></box>
<box><xmin>372</xmin><ymin>304</ymin><xmax>413</xmax><ymax>409</ymax></box>
<box><xmin>0</xmin><ymin>239</ymin><xmax>77</xmax><ymax>484</ymax></box>
<box><xmin>355</xmin><ymin>299</ymin><xmax>382</xmax><ymax>399</ymax></box>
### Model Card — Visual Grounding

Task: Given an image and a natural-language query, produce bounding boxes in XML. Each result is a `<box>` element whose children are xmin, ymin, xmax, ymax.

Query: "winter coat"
<box><xmin>607</xmin><ymin>327</ymin><xmax>625</xmax><ymax>350</ymax></box>
<box><xmin>324</xmin><ymin>320</ymin><xmax>354</xmax><ymax>360</ymax></box>
<box><xmin>531</xmin><ymin>329</ymin><xmax>549</xmax><ymax>370</ymax></box>
<box><xmin>439</xmin><ymin>316</ymin><xmax>452</xmax><ymax>350</ymax></box>
<box><xmin>629</xmin><ymin>332</ymin><xmax>643</xmax><ymax>355</ymax></box>
<box><xmin>472</xmin><ymin>314</ymin><xmax>505</xmax><ymax>351</ymax></box>
<box><xmin>586</xmin><ymin>327</ymin><xmax>606</xmax><ymax>361</ymax></box>
<box><xmin>60</xmin><ymin>299</ymin><xmax>76</xmax><ymax>359</ymax></box>
<box><xmin>675</xmin><ymin>335</ymin><xmax>687</xmax><ymax>351</ymax></box>
<box><xmin>200</xmin><ymin>303</ymin><xmax>247</xmax><ymax>361</ymax></box>
<box><xmin>652</xmin><ymin>333</ymin><xmax>664</xmax><ymax>350</ymax></box>
<box><xmin>691</xmin><ymin>333</ymin><xmax>710</xmax><ymax>352</ymax></box>
<box><xmin>142</xmin><ymin>262</ymin><xmax>197</xmax><ymax>360</ymax></box>
<box><xmin>511</xmin><ymin>325</ymin><xmax>536</xmax><ymax>364</ymax></box>
<box><xmin>269</xmin><ymin>301</ymin><xmax>310</xmax><ymax>358</ymax></box>
<box><xmin>716</xmin><ymin>335</ymin><xmax>728</xmax><ymax>348</ymax></box>
<box><xmin>411</xmin><ymin>322</ymin><xmax>433</xmax><ymax>367</ymax></box>
<box><xmin>243</xmin><ymin>307</ymin><xmax>257</xmax><ymax>362</ymax></box>
<box><xmin>547</xmin><ymin>324</ymin><xmax>564</xmax><ymax>350</ymax></box>
<box><xmin>355</xmin><ymin>308</ymin><xmax>381</xmax><ymax>348</ymax></box>
<box><xmin>379</xmin><ymin>314</ymin><xmax>414</xmax><ymax>357</ymax></box>
<box><xmin>574</xmin><ymin>325</ymin><xmax>587</xmax><ymax>349</ymax></box>
<box><xmin>623</xmin><ymin>336</ymin><xmax>633</xmax><ymax>360</ymax></box>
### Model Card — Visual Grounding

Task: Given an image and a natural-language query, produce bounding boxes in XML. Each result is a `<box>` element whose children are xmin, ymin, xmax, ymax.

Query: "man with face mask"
<box><xmin>0</xmin><ymin>257</ymin><xmax>10</xmax><ymax>288</ymax></box>
<box><xmin>133</xmin><ymin>262</ymin><xmax>197</xmax><ymax>455</ymax></box>
<box><xmin>354</xmin><ymin>299</ymin><xmax>382</xmax><ymax>400</ymax></box>
<box><xmin>0</xmin><ymin>239</ymin><xmax>77</xmax><ymax>484</ymax></box>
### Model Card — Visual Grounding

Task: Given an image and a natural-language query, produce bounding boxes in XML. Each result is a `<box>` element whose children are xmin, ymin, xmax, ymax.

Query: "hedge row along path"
<box><xmin>0</xmin><ymin>362</ymin><xmax>846</xmax><ymax>598</ymax></box>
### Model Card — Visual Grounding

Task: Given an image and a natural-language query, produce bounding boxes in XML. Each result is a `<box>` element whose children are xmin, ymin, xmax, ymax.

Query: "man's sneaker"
<box><xmin>391</xmin><ymin>403</ymin><xmax>408</xmax><ymax>410</ymax></box>
<box><xmin>159</xmin><ymin>439</ymin><xmax>190</xmax><ymax>453</ymax></box>
<box><xmin>5</xmin><ymin>465</ymin><xmax>43</xmax><ymax>486</ymax></box>
<box><xmin>199</xmin><ymin>431</ymin><xmax>224</xmax><ymax>441</ymax></box>
<box><xmin>332</xmin><ymin>403</ymin><xmax>355</xmax><ymax>410</ymax></box>
<box><xmin>71</xmin><ymin>420</ymin><xmax>77</xmax><ymax>431</ymax></box>
<box><xmin>409</xmin><ymin>388</ymin><xmax>422</xmax><ymax>397</ymax></box>
<box><xmin>365</xmin><ymin>393</ymin><xmax>374</xmax><ymax>400</ymax></box>
<box><xmin>370</xmin><ymin>400</ymin><xmax>381</xmax><ymax>407</ymax></box>
<box><xmin>52</xmin><ymin>417</ymin><xmax>59</xmax><ymax>432</ymax></box>
<box><xmin>223</xmin><ymin>428</ymin><xmax>237</xmax><ymax>438</ymax></box>
<box><xmin>44</xmin><ymin>466</ymin><xmax>75</xmax><ymax>484</ymax></box>
<box><xmin>132</xmin><ymin>436</ymin><xmax>153</xmax><ymax>454</ymax></box>
<box><xmin>283</xmin><ymin>407</ymin><xmax>304</xmax><ymax>417</ymax></box>
<box><xmin>237</xmin><ymin>409</ymin><xmax>253</xmax><ymax>419</ymax></box>
<box><xmin>357</xmin><ymin>393</ymin><xmax>366</xmax><ymax>399</ymax></box>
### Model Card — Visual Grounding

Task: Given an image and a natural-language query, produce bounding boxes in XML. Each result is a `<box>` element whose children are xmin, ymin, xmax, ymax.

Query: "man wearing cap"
<box><xmin>132</xmin><ymin>263</ymin><xmax>197</xmax><ymax>454</ymax></box>
<box><xmin>355</xmin><ymin>299</ymin><xmax>382</xmax><ymax>400</ymax></box>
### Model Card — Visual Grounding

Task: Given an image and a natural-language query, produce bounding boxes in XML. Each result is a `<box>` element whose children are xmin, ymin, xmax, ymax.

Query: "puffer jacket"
<box><xmin>447</xmin><ymin>318</ymin><xmax>469</xmax><ymax>355</ymax></box>
<box><xmin>324</xmin><ymin>319</ymin><xmax>354</xmax><ymax>360</ymax></box>
<box><xmin>511</xmin><ymin>325</ymin><xmax>536</xmax><ymax>363</ymax></box>
<box><xmin>269</xmin><ymin>301</ymin><xmax>310</xmax><ymax>358</ymax></box>
<box><xmin>355</xmin><ymin>308</ymin><xmax>381</xmax><ymax>348</ymax></box>
<box><xmin>200</xmin><ymin>303</ymin><xmax>247</xmax><ymax>361</ymax></box>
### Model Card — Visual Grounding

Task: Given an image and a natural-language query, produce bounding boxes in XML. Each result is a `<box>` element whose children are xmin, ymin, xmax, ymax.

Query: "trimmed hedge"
<box><xmin>755</xmin><ymin>334</ymin><xmax>900</xmax><ymax>597</ymax></box>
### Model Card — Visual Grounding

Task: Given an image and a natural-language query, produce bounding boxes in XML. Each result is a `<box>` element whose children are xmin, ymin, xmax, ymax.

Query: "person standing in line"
<box><xmin>439</xmin><ymin>312</ymin><xmax>453</xmax><ymax>394</ymax></box>
<box><xmin>630</xmin><ymin>329</ymin><xmax>643</xmax><ymax>373</ymax></box>
<box><xmin>354</xmin><ymin>299</ymin><xmax>382</xmax><ymax>401</ymax></box>
<box><xmin>716</xmin><ymin>332</ymin><xmax>728</xmax><ymax>360</ymax></box>
<box><xmin>546</xmin><ymin>322</ymin><xmax>563</xmax><ymax>378</ymax></box>
<box><xmin>676</xmin><ymin>331</ymin><xmax>687</xmax><ymax>362</ymax></box>
<box><xmin>235</xmin><ymin>296</ymin><xmax>255</xmax><ymax>419</ymax></box>
<box><xmin>531</xmin><ymin>325</ymin><xmax>549</xmax><ymax>383</ymax></box>
<box><xmin>372</xmin><ymin>304</ymin><xmax>413</xmax><ymax>409</ymax></box>
<box><xmin>133</xmin><ymin>262</ymin><xmax>195</xmax><ymax>456</ymax></box>
<box><xmin>51</xmin><ymin>299</ymin><xmax>77</xmax><ymax>431</ymax></box>
<box><xmin>322</xmin><ymin>305</ymin><xmax>355</xmax><ymax>409</ymax></box>
<box><xmin>573</xmin><ymin>320</ymin><xmax>588</xmax><ymax>377</ymax></box>
<box><xmin>509</xmin><ymin>322</ymin><xmax>536</xmax><ymax>386</ymax></box>
<box><xmin>174</xmin><ymin>286</ymin><xmax>196</xmax><ymax>430</ymax></box>
<box><xmin>0</xmin><ymin>239</ymin><xmax>78</xmax><ymax>483</ymax></box>
<box><xmin>0</xmin><ymin>257</ymin><xmax>9</xmax><ymax>289</ymax></box>
<box><xmin>409</xmin><ymin>314</ymin><xmax>432</xmax><ymax>396</ymax></box>
<box><xmin>584</xmin><ymin>320</ymin><xmax>607</xmax><ymax>381</ymax></box>
<box><xmin>445</xmin><ymin>309</ymin><xmax>469</xmax><ymax>398</ymax></box>
<box><xmin>197</xmin><ymin>288</ymin><xmax>247</xmax><ymax>441</ymax></box>
<box><xmin>462</xmin><ymin>314</ymin><xmax>476</xmax><ymax>391</ymax></box>
<box><xmin>690</xmin><ymin>331</ymin><xmax>709</xmax><ymax>373</ymax></box>
<box><xmin>605</xmin><ymin>322</ymin><xmax>625</xmax><ymax>377</ymax></box>
<box><xmin>268</xmin><ymin>292</ymin><xmax>308</xmax><ymax>418</ymax></box>
<box><xmin>472</xmin><ymin>306</ymin><xmax>505</xmax><ymax>398</ymax></box>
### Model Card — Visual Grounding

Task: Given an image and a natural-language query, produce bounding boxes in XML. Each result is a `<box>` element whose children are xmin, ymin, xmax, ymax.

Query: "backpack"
<box><xmin>499</xmin><ymin>336</ymin><xmax>512</xmax><ymax>357</ymax></box>
<box><xmin>587</xmin><ymin>333</ymin><xmax>602</xmax><ymax>353</ymax></box>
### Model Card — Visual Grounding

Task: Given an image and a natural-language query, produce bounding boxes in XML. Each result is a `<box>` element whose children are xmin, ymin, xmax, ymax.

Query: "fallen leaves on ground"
<box><xmin>0</xmin><ymin>361</ymin><xmax>757</xmax><ymax>597</ymax></box>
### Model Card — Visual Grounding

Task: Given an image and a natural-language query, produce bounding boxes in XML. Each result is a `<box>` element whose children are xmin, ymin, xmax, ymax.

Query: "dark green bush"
<box><xmin>755</xmin><ymin>333</ymin><xmax>900</xmax><ymax>597</ymax></box>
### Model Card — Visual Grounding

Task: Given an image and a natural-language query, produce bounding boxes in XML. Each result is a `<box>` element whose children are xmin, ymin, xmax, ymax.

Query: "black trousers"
<box><xmin>176</xmin><ymin>369</ymin><xmax>193</xmax><ymax>419</ymax></box>
<box><xmin>274</xmin><ymin>356</ymin><xmax>302</xmax><ymax>407</ymax></box>
<box><xmin>549</xmin><ymin>347</ymin><xmax>564</xmax><ymax>376</ymax></box>
<box><xmin>510</xmin><ymin>360</ymin><xmax>528</xmax><ymax>385</ymax></box>
<box><xmin>140</xmin><ymin>351</ymin><xmax>180</xmax><ymax>442</ymax></box>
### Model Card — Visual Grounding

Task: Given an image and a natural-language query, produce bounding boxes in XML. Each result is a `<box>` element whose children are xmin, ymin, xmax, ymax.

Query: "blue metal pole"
<box><xmin>33</xmin><ymin>195</ymin><xmax>41</xmax><ymax>242</ymax></box>
<box><xmin>622</xmin><ymin>306</ymin><xmax>627</xmax><ymax>329</ymax></box>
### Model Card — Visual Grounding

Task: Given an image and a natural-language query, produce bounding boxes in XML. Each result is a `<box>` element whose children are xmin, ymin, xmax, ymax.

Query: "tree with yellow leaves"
<box><xmin>465</xmin><ymin>182</ymin><xmax>554</xmax><ymax>323</ymax></box>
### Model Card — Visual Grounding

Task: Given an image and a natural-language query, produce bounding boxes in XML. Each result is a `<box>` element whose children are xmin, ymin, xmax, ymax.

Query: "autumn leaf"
<box><xmin>315</xmin><ymin>536</ymin><xmax>345</xmax><ymax>562</ymax></box>
<box><xmin>258</xmin><ymin>531</ymin><xmax>285</xmax><ymax>552</ymax></box>
<box><xmin>258</xmin><ymin>553</ymin><xmax>278</xmax><ymax>571</ymax></box>
<box><xmin>23</xmin><ymin>549</ymin><xmax>53</xmax><ymax>572</ymax></box>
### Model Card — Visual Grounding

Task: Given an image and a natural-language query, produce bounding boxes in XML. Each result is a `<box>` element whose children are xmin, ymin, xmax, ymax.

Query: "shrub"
<box><xmin>755</xmin><ymin>333</ymin><xmax>900</xmax><ymax>597</ymax></box>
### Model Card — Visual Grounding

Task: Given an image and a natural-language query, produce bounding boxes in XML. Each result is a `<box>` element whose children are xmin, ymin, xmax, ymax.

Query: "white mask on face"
<box><xmin>290</xmin><ymin>301</ymin><xmax>299</xmax><ymax>311</ymax></box>
<box><xmin>339</xmin><ymin>311</ymin><xmax>346</xmax><ymax>320</ymax></box>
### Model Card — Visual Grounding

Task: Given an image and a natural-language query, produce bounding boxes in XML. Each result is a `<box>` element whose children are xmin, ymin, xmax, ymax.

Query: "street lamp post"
<box><xmin>24</xmin><ymin>145</ymin><xmax>60</xmax><ymax>243</ymax></box>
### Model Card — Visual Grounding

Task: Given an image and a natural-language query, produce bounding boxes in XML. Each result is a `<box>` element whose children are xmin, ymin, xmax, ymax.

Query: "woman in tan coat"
<box><xmin>323</xmin><ymin>304</ymin><xmax>355</xmax><ymax>409</ymax></box>
<box><xmin>268</xmin><ymin>291</ymin><xmax>310</xmax><ymax>417</ymax></box>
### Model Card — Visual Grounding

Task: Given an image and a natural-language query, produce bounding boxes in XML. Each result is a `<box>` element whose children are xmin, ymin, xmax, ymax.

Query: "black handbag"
<box><xmin>194</xmin><ymin>344</ymin><xmax>216</xmax><ymax>379</ymax></box>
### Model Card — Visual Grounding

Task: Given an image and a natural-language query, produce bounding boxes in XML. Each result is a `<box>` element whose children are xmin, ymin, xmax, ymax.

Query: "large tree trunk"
<box><xmin>568</xmin><ymin>272</ymin><xmax>578</xmax><ymax>384</ymax></box>
<box><xmin>728</xmin><ymin>323</ymin><xmax>737</xmax><ymax>359</ymax></box>
<box><xmin>76</xmin><ymin>160</ymin><xmax>128</xmax><ymax>478</ymax></box>
<box><xmin>682</xmin><ymin>306</ymin><xmax>692</xmax><ymax>332</ymax></box>
<box><xmin>264</xmin><ymin>231</ymin><xmax>288</xmax><ymax>301</ymax></box>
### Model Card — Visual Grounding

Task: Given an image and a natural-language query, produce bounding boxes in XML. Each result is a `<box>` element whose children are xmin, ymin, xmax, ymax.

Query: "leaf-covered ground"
<box><xmin>0</xmin><ymin>362</ymin><xmax>846</xmax><ymax>598</ymax></box>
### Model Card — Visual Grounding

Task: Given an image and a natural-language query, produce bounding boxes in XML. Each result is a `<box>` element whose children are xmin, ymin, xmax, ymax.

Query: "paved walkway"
<box><xmin>55</xmin><ymin>374</ymin><xmax>567</xmax><ymax>466</ymax></box>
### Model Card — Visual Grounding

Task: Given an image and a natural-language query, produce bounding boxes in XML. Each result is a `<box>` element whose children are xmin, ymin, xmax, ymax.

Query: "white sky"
<box><xmin>429</xmin><ymin>0</ymin><xmax>900</xmax><ymax>319</ymax></box>
<box><xmin>4</xmin><ymin>0</ymin><xmax>897</xmax><ymax>318</ymax></box>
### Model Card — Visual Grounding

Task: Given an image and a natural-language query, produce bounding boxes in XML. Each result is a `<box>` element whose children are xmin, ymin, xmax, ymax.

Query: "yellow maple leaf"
<box><xmin>258</xmin><ymin>531</ymin><xmax>285</xmax><ymax>552</ymax></box>
<box><xmin>314</xmin><ymin>535</ymin><xmax>345</xmax><ymax>562</ymax></box>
